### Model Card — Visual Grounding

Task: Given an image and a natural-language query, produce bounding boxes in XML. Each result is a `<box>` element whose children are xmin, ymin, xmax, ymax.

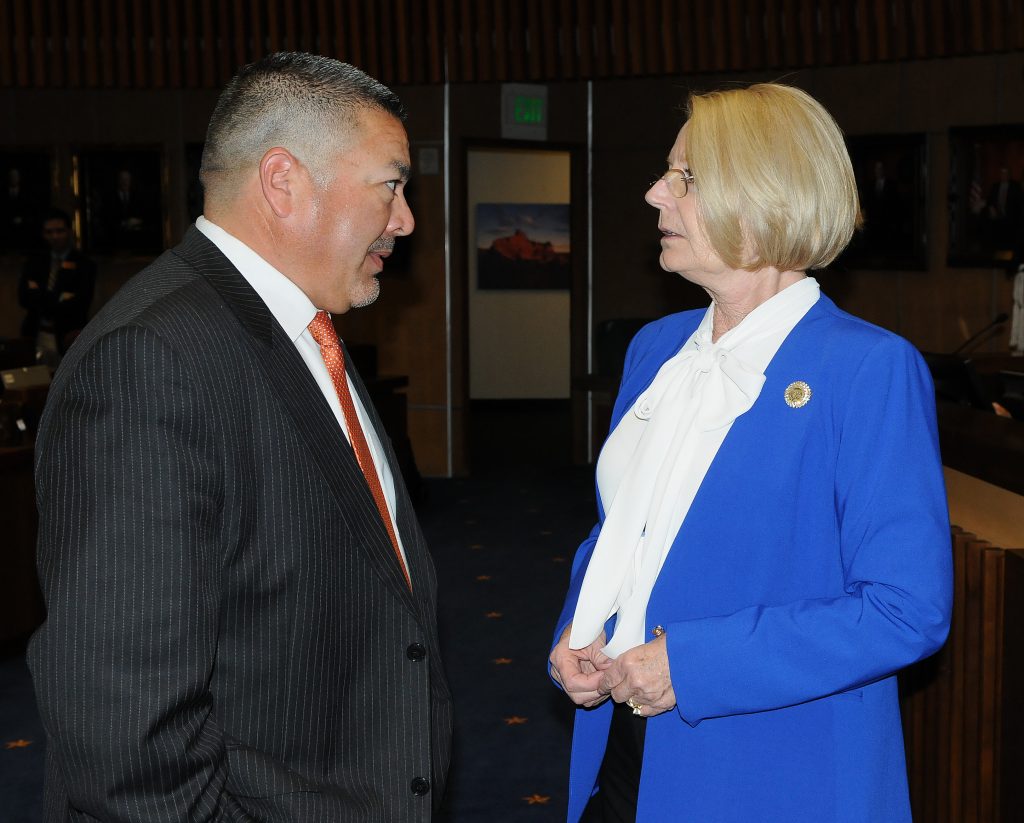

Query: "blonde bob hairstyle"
<box><xmin>684</xmin><ymin>83</ymin><xmax>861</xmax><ymax>272</ymax></box>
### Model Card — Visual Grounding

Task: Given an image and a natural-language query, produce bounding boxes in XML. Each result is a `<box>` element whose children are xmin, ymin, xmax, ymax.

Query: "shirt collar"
<box><xmin>195</xmin><ymin>215</ymin><xmax>319</xmax><ymax>343</ymax></box>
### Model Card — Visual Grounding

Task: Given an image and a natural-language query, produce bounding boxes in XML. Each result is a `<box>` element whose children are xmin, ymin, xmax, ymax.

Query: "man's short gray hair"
<box><xmin>200</xmin><ymin>52</ymin><xmax>405</xmax><ymax>198</ymax></box>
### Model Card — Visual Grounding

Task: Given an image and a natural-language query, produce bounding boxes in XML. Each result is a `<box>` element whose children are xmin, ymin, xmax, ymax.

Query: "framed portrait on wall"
<box><xmin>841</xmin><ymin>134</ymin><xmax>927</xmax><ymax>270</ymax></box>
<box><xmin>475</xmin><ymin>202</ymin><xmax>570</xmax><ymax>290</ymax></box>
<box><xmin>78</xmin><ymin>148</ymin><xmax>163</xmax><ymax>255</ymax></box>
<box><xmin>947</xmin><ymin>125</ymin><xmax>1024</xmax><ymax>268</ymax></box>
<box><xmin>0</xmin><ymin>149</ymin><xmax>53</xmax><ymax>254</ymax></box>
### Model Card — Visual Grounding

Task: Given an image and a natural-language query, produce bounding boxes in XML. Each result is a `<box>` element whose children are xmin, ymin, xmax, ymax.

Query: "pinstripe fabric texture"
<box><xmin>27</xmin><ymin>227</ymin><xmax>452</xmax><ymax>821</ymax></box>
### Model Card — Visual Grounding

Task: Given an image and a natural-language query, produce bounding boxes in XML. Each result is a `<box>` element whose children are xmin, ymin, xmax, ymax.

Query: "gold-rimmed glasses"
<box><xmin>650</xmin><ymin>168</ymin><xmax>695</xmax><ymax>198</ymax></box>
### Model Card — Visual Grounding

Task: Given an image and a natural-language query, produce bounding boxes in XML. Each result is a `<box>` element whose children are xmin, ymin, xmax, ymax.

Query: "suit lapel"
<box><xmin>173</xmin><ymin>227</ymin><xmax>420</xmax><ymax>613</ymax></box>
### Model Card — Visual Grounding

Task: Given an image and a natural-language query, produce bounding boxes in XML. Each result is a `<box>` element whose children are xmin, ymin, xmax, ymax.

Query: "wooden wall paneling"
<box><xmin>442</xmin><ymin>0</ymin><xmax>458</xmax><ymax>80</ymax></box>
<box><xmin>626</xmin><ymin>0</ymin><xmax>644</xmax><ymax>76</ymax></box>
<box><xmin>426</xmin><ymin>0</ymin><xmax>442</xmax><ymax>83</ymax></box>
<box><xmin>967</xmin><ymin>0</ymin><xmax>985</xmax><ymax>54</ymax></box>
<box><xmin>48</xmin><ymin>0</ymin><xmax>66</xmax><ymax>87</ymax></box>
<box><xmin>901</xmin><ymin>659</ymin><xmax>928</xmax><ymax>820</ymax></box>
<box><xmin>947</xmin><ymin>529</ymin><xmax>967</xmax><ymax>817</ymax></box>
<box><xmin>610</xmin><ymin>0</ymin><xmax>626</xmax><ymax>76</ymax></box>
<box><xmin>831</xmin><ymin>0</ymin><xmax>852</xmax><ymax>65</ymax></box>
<box><xmin>406</xmin><ymin>0</ymin><xmax>425</xmax><ymax>84</ymax></box>
<box><xmin>909</xmin><ymin>0</ymin><xmax>926</xmax><ymax>59</ymax></box>
<box><xmin>183</xmin><ymin>0</ymin><xmax>198</xmax><ymax>88</ymax></box>
<box><xmin>151</xmin><ymin>0</ymin><xmax>166</xmax><ymax>89</ymax></box>
<box><xmin>200</xmin><ymin>0</ymin><xmax>216</xmax><ymax>88</ymax></box>
<box><xmin>558</xmin><ymin>0</ymin><xmax>575</xmax><ymax>80</ymax></box>
<box><xmin>99</xmin><ymin>0</ymin><xmax>115</xmax><ymax>86</ymax></box>
<box><xmin>377</xmin><ymin>0</ymin><xmax>394</xmax><ymax>84</ymax></box>
<box><xmin>475</xmin><ymin>0</ymin><xmax>491</xmax><ymax>84</ymax></box>
<box><xmin>727</xmin><ymin>0</ymin><xmax>749</xmax><ymax>71</ymax></box>
<box><xmin>82</xmin><ymin>0</ymin><xmax>99</xmax><ymax>87</ymax></box>
<box><xmin>818</xmin><ymin>0</ymin><xmax>835</xmax><ymax>65</ymax></box>
<box><xmin>66</xmin><ymin>0</ymin><xmax>82</xmax><ymax>88</ymax></box>
<box><xmin>133</xmin><ymin>0</ymin><xmax>149</xmax><ymax>88</ymax></box>
<box><xmin>115</xmin><ymin>0</ymin><xmax>130</xmax><ymax>87</ymax></box>
<box><xmin>314</xmin><ymin>0</ymin><xmax>330</xmax><ymax>58</ymax></box>
<box><xmin>506</xmin><ymin>0</ymin><xmax>525</xmax><ymax>81</ymax></box>
<box><xmin>987</xmin><ymin>0</ymin><xmax>1004</xmax><ymax>52</ymax></box>
<box><xmin>166</xmin><ymin>0</ymin><xmax>182</xmax><ymax>87</ymax></box>
<box><xmin>892</xmin><ymin>0</ymin><xmax>909</xmax><ymax>60</ymax></box>
<box><xmin>363</xmin><ymin>0</ymin><xmax>380</xmax><ymax>82</ymax></box>
<box><xmin>928</xmin><ymin>0</ymin><xmax>946</xmax><ymax>56</ymax></box>
<box><xmin>592</xmin><ymin>0</ymin><xmax>609</xmax><ymax>77</ymax></box>
<box><xmin>1011</xmin><ymin>0</ymin><xmax>1024</xmax><ymax>51</ymax></box>
<box><xmin>0</xmin><ymin>1</ymin><xmax>12</xmax><ymax>88</ymax></box>
<box><xmin>266</xmin><ymin>0</ymin><xmax>281</xmax><ymax>53</ymax></box>
<box><xmin>710</xmin><ymin>0</ymin><xmax>729</xmax><ymax>71</ymax></box>
<box><xmin>30</xmin><ymin>0</ymin><xmax>46</xmax><ymax>86</ymax></box>
<box><xmin>12</xmin><ymin>0</ymin><xmax>30</xmax><ymax>86</ymax></box>
<box><xmin>345</xmin><ymin>0</ymin><xmax>364</xmax><ymax>71</ymax></box>
<box><xmin>778</xmin><ymin>0</ymin><xmax>797</xmax><ymax>66</ymax></box>
<box><xmin>492</xmin><ymin>0</ymin><xmax>509</xmax><ymax>82</ymax></box>
<box><xmin>248</xmin><ymin>0</ymin><xmax>263</xmax><ymax>62</ymax></box>
<box><xmin>526</xmin><ymin>0</ymin><xmax>543</xmax><ymax>80</ymax></box>
<box><xmin>540</xmin><ymin>0</ymin><xmax>558</xmax><ymax>80</ymax></box>
<box><xmin>949</xmin><ymin>0</ymin><xmax>967</xmax><ymax>55</ymax></box>
<box><xmin>853</xmin><ymin>0</ymin><xmax>871</xmax><ymax>64</ymax></box>
<box><xmin>762</xmin><ymin>0</ymin><xmax>780</xmax><ymax>67</ymax></box>
<box><xmin>639</xmin><ymin>0</ymin><xmax>658</xmax><ymax>76</ymax></box>
<box><xmin>656</xmin><ymin>0</ymin><xmax>676</xmax><ymax>76</ymax></box>
<box><xmin>1002</xmin><ymin>551</ymin><xmax>1024</xmax><ymax>822</ymax></box>
<box><xmin>797</xmin><ymin>0</ymin><xmax>816</xmax><ymax>70</ymax></box>
<box><xmin>979</xmin><ymin>547</ymin><xmax>1003</xmax><ymax>823</ymax></box>
<box><xmin>280</xmin><ymin>0</ymin><xmax>296</xmax><ymax>52</ymax></box>
<box><xmin>961</xmin><ymin>537</ymin><xmax>986</xmax><ymax>823</ymax></box>
<box><xmin>455</xmin><ymin>0</ymin><xmax>472</xmax><ymax>82</ymax></box>
<box><xmin>298</xmin><ymin>0</ymin><xmax>314</xmax><ymax>54</ymax></box>
<box><xmin>216</xmin><ymin>0</ymin><xmax>233</xmax><ymax>83</ymax></box>
<box><xmin>872</xmin><ymin>0</ymin><xmax>889</xmax><ymax>61</ymax></box>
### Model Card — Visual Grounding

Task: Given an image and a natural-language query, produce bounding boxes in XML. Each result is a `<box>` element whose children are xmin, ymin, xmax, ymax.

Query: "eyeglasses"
<box><xmin>650</xmin><ymin>168</ymin><xmax>695</xmax><ymax>198</ymax></box>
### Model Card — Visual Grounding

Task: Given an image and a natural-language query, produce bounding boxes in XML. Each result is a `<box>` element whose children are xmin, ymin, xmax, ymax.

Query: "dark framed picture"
<box><xmin>475</xmin><ymin>202</ymin><xmax>570</xmax><ymax>290</ymax></box>
<box><xmin>78</xmin><ymin>148</ymin><xmax>163</xmax><ymax>255</ymax></box>
<box><xmin>0</xmin><ymin>149</ymin><xmax>53</xmax><ymax>254</ymax></box>
<box><xmin>841</xmin><ymin>134</ymin><xmax>927</xmax><ymax>270</ymax></box>
<box><xmin>948</xmin><ymin>125</ymin><xmax>1024</xmax><ymax>268</ymax></box>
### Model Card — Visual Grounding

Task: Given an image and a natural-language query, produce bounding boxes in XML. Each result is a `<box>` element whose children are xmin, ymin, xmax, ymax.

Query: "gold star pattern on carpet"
<box><xmin>551</xmin><ymin>556</ymin><xmax>567</xmax><ymax>563</ymax></box>
<box><xmin>475</xmin><ymin>574</ymin><xmax>492</xmax><ymax>581</ymax></box>
<box><xmin>4</xmin><ymin>739</ymin><xmax>32</xmax><ymax>749</ymax></box>
<box><xmin>523</xmin><ymin>793</ymin><xmax>551</xmax><ymax>805</ymax></box>
<box><xmin>485</xmin><ymin>611</ymin><xmax>503</xmax><ymax>618</ymax></box>
<box><xmin>504</xmin><ymin>716</ymin><xmax>528</xmax><ymax>725</ymax></box>
<box><xmin>469</xmin><ymin>543</ymin><xmax>484</xmax><ymax>550</ymax></box>
<box><xmin>493</xmin><ymin>657</ymin><xmax>512</xmax><ymax>665</ymax></box>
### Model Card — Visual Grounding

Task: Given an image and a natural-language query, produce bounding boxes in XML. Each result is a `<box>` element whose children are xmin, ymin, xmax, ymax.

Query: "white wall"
<box><xmin>467</xmin><ymin>148</ymin><xmax>571</xmax><ymax>399</ymax></box>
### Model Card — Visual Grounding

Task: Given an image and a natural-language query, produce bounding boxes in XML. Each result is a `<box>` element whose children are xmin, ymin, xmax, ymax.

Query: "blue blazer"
<box><xmin>555</xmin><ymin>295</ymin><xmax>952</xmax><ymax>822</ymax></box>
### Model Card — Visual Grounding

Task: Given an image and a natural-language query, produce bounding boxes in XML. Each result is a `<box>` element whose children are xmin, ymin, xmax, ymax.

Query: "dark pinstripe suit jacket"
<box><xmin>27</xmin><ymin>227</ymin><xmax>452</xmax><ymax>821</ymax></box>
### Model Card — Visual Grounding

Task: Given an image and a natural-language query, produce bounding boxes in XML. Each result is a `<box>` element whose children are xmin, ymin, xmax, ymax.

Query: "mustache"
<box><xmin>368</xmin><ymin>236</ymin><xmax>396</xmax><ymax>254</ymax></box>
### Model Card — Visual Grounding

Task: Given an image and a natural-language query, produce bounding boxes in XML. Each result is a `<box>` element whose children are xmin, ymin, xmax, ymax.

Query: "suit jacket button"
<box><xmin>407</xmin><ymin>642</ymin><xmax>427</xmax><ymax>661</ymax></box>
<box><xmin>411</xmin><ymin>776</ymin><xmax>431</xmax><ymax>796</ymax></box>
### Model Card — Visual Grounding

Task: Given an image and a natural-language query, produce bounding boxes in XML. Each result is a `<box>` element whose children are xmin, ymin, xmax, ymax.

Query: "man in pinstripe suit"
<box><xmin>28</xmin><ymin>52</ymin><xmax>452</xmax><ymax>821</ymax></box>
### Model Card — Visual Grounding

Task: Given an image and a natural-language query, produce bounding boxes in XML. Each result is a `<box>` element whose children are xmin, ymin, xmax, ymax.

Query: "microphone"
<box><xmin>952</xmin><ymin>313</ymin><xmax>1009</xmax><ymax>355</ymax></box>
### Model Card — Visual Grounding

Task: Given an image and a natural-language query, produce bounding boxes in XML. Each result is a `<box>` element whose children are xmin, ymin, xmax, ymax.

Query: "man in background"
<box><xmin>29</xmin><ymin>52</ymin><xmax>451</xmax><ymax>821</ymax></box>
<box><xmin>17</xmin><ymin>208</ymin><xmax>96</xmax><ymax>365</ymax></box>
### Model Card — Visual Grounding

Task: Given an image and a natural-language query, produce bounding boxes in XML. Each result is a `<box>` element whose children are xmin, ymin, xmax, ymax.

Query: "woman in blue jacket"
<box><xmin>549</xmin><ymin>83</ymin><xmax>951</xmax><ymax>822</ymax></box>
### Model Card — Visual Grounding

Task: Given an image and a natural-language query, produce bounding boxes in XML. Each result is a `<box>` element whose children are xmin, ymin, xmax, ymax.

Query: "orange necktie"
<box><xmin>308</xmin><ymin>310</ymin><xmax>412</xmax><ymax>590</ymax></box>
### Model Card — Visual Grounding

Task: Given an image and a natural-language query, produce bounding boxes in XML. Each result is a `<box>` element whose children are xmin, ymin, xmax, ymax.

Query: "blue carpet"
<box><xmin>0</xmin><ymin>464</ymin><xmax>596</xmax><ymax>822</ymax></box>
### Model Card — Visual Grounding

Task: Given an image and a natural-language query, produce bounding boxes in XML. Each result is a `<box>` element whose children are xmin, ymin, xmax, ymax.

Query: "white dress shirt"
<box><xmin>572</xmin><ymin>277</ymin><xmax>821</xmax><ymax>656</ymax></box>
<box><xmin>196</xmin><ymin>216</ymin><xmax>409</xmax><ymax>568</ymax></box>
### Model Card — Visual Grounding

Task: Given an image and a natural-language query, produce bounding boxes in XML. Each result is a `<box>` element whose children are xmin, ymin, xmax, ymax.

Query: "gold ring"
<box><xmin>627</xmin><ymin>697</ymin><xmax>643</xmax><ymax>716</ymax></box>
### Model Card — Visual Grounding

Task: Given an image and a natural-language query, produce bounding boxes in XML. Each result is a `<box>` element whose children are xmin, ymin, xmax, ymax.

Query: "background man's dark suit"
<box><xmin>28</xmin><ymin>227</ymin><xmax>452</xmax><ymax>821</ymax></box>
<box><xmin>17</xmin><ymin>248</ymin><xmax>96</xmax><ymax>352</ymax></box>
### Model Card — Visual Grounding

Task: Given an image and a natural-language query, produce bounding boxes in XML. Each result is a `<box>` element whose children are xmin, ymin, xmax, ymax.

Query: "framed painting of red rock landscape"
<box><xmin>475</xmin><ymin>202</ymin><xmax>570</xmax><ymax>289</ymax></box>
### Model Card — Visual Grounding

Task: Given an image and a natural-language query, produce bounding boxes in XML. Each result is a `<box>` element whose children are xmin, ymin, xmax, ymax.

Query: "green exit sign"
<box><xmin>502</xmin><ymin>83</ymin><xmax>548</xmax><ymax>140</ymax></box>
<box><xmin>514</xmin><ymin>96</ymin><xmax>544</xmax><ymax>124</ymax></box>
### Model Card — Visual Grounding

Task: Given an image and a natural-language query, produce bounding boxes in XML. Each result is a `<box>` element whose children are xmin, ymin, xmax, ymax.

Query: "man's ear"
<box><xmin>259</xmin><ymin>148</ymin><xmax>302</xmax><ymax>218</ymax></box>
